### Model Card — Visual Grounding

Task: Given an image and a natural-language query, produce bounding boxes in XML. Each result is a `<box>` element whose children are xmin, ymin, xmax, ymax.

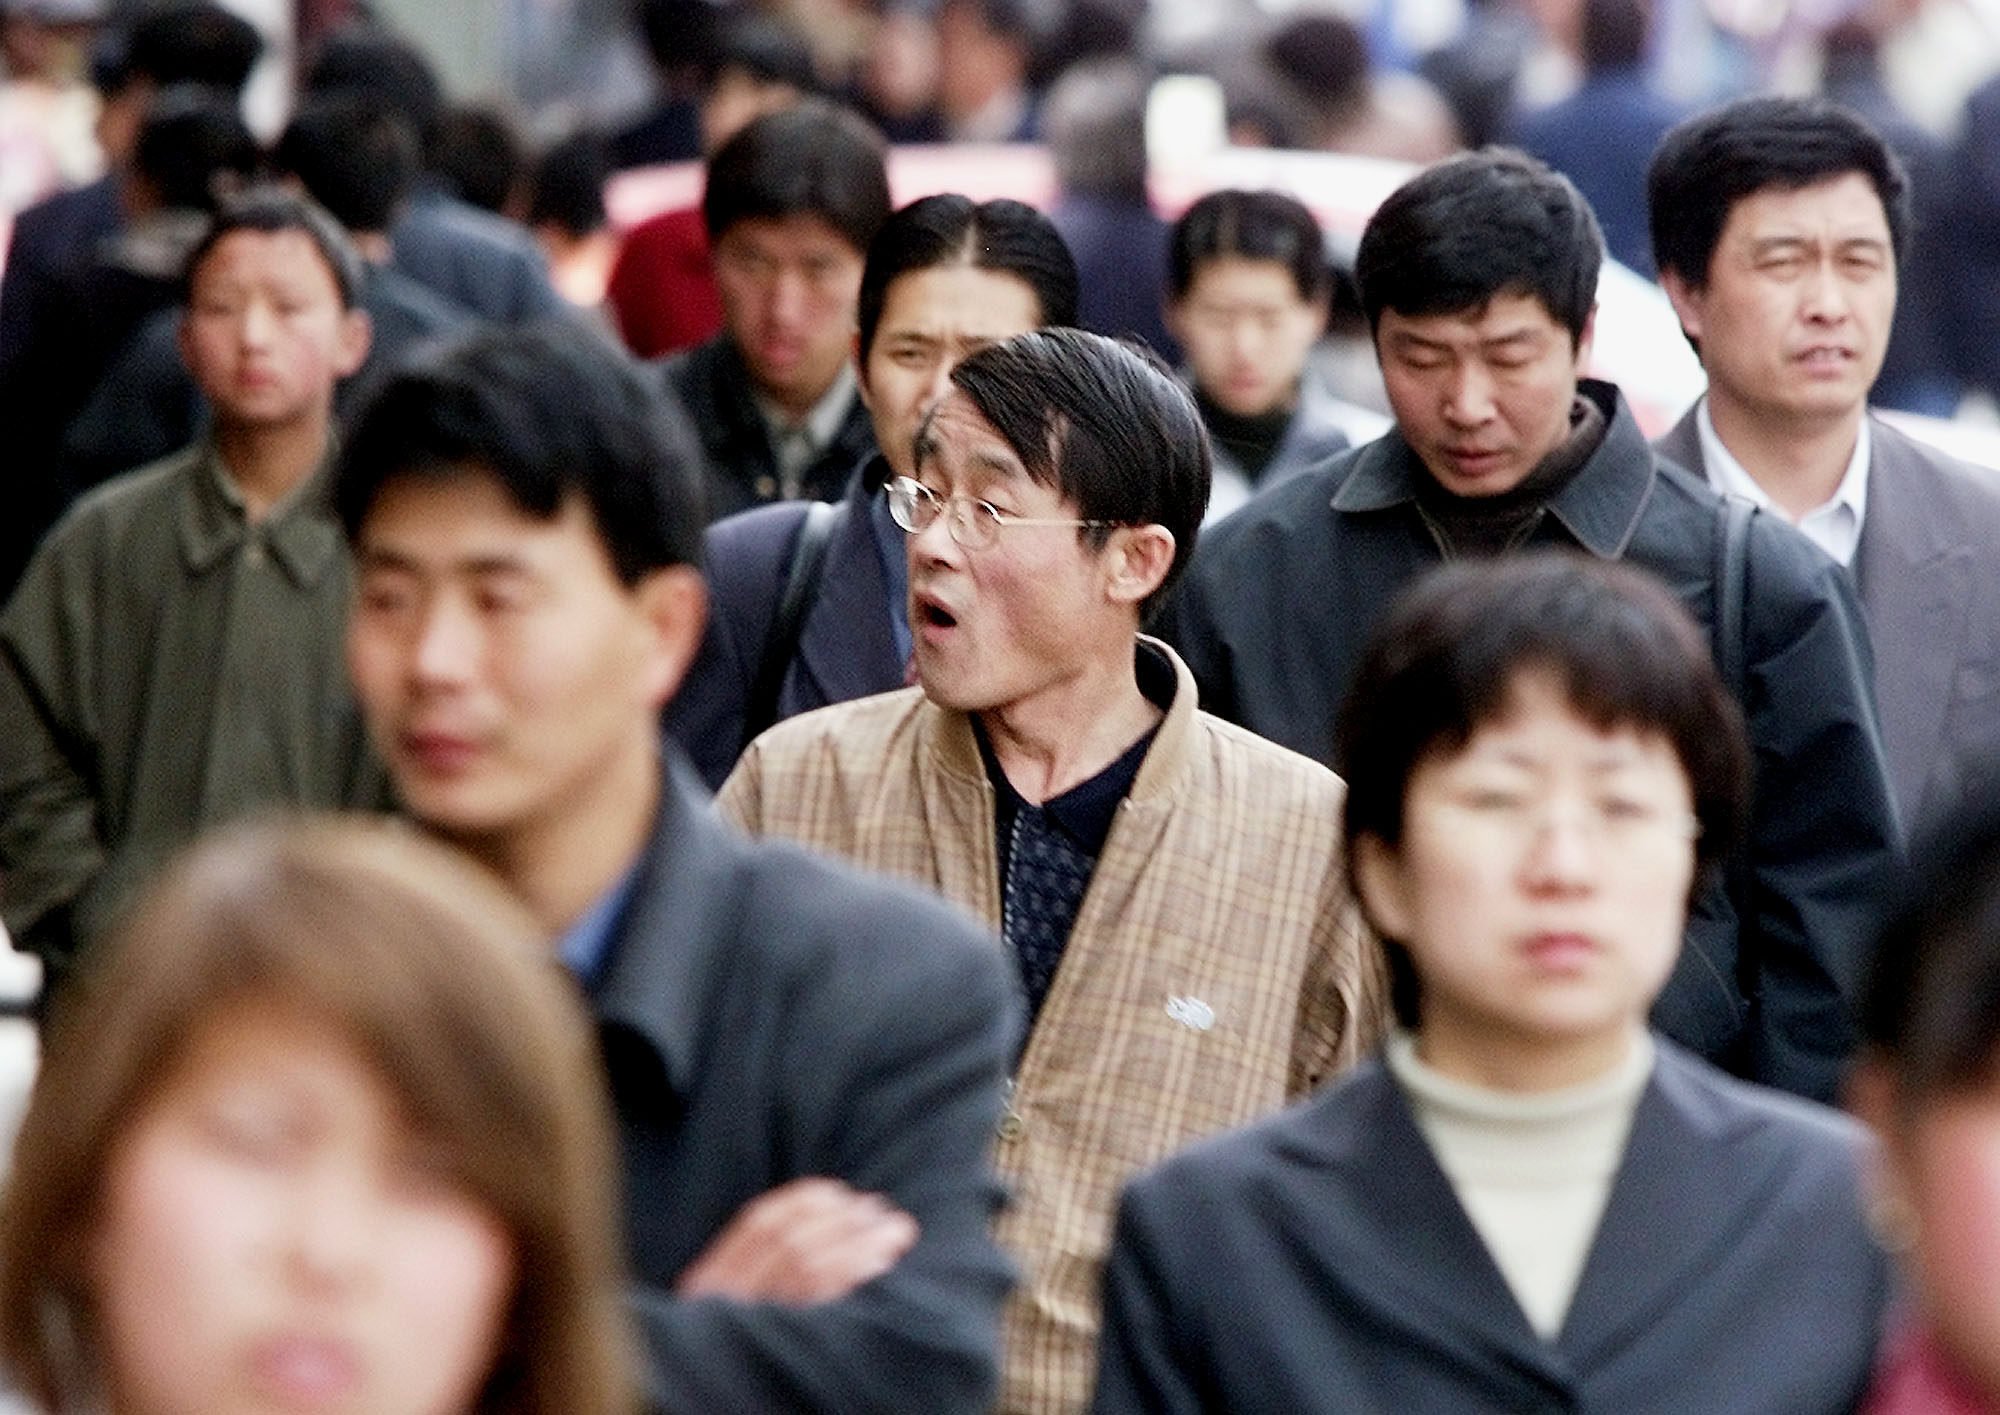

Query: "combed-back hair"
<box><xmin>1338</xmin><ymin>553</ymin><xmax>1749</xmax><ymax>1027</ymax></box>
<box><xmin>927</xmin><ymin>328</ymin><xmax>1210</xmax><ymax>615</ymax></box>
<box><xmin>1860</xmin><ymin>796</ymin><xmax>2000</xmax><ymax>1107</ymax></box>
<box><xmin>1646</xmin><ymin>95</ymin><xmax>1909</xmax><ymax>289</ymax></box>
<box><xmin>700</xmin><ymin>100</ymin><xmax>890</xmax><ymax>252</ymax></box>
<box><xmin>182</xmin><ymin>183</ymin><xmax>365</xmax><ymax>310</ymax></box>
<box><xmin>857</xmin><ymin>194</ymin><xmax>1078</xmax><ymax>358</ymax></box>
<box><xmin>1168</xmin><ymin>188</ymin><xmax>1332</xmax><ymax>304</ymax></box>
<box><xmin>335</xmin><ymin>322</ymin><xmax>706</xmax><ymax>581</ymax></box>
<box><xmin>1355</xmin><ymin>147</ymin><xmax>1602</xmax><ymax>346</ymax></box>
<box><xmin>0</xmin><ymin>818</ymin><xmax>637</xmax><ymax>1415</ymax></box>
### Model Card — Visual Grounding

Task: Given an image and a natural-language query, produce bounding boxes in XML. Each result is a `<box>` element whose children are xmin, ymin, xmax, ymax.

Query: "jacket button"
<box><xmin>997</xmin><ymin>1114</ymin><xmax>1026</xmax><ymax>1141</ymax></box>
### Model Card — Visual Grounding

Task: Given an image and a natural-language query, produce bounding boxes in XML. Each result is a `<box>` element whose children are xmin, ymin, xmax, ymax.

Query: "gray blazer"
<box><xmin>1094</xmin><ymin>1042</ymin><xmax>1891</xmax><ymax>1414</ymax></box>
<box><xmin>1657</xmin><ymin>406</ymin><xmax>2000</xmax><ymax>836</ymax></box>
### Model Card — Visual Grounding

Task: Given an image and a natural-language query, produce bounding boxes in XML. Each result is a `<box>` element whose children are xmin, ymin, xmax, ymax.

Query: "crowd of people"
<box><xmin>3</xmin><ymin>1</ymin><xmax>2000</xmax><ymax>1412</ymax></box>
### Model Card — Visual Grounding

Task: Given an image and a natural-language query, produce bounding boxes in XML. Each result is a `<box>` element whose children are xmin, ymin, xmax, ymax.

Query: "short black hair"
<box><xmin>1355</xmin><ymin>148</ymin><xmax>1602</xmax><ymax>346</ymax></box>
<box><xmin>96</xmin><ymin>2</ymin><xmax>263</xmax><ymax>97</ymax></box>
<box><xmin>858</xmin><ymin>194</ymin><xmax>1078</xmax><ymax>358</ymax></box>
<box><xmin>701</xmin><ymin>100</ymin><xmax>890</xmax><ymax>253</ymax></box>
<box><xmin>1338</xmin><ymin>553</ymin><xmax>1750</xmax><ymax>1027</ymax></box>
<box><xmin>430</xmin><ymin>105</ymin><xmax>528</xmax><ymax>216</ymax></box>
<box><xmin>527</xmin><ymin>133</ymin><xmax>611</xmax><ymax>238</ymax></box>
<box><xmin>274</xmin><ymin>95</ymin><xmax>420</xmax><ymax>237</ymax></box>
<box><xmin>1646</xmin><ymin>95</ymin><xmax>1910</xmax><ymax>291</ymax></box>
<box><xmin>183</xmin><ymin>184</ymin><xmax>366</xmax><ymax>310</ymax></box>
<box><xmin>334</xmin><ymin>324</ymin><xmax>705</xmax><ymax>584</ymax></box>
<box><xmin>133</xmin><ymin>84</ymin><xmax>260</xmax><ymax>213</ymax></box>
<box><xmin>926</xmin><ymin>328</ymin><xmax>1210</xmax><ymax>616</ymax></box>
<box><xmin>1168</xmin><ymin>188</ymin><xmax>1332</xmax><ymax>304</ymax></box>
<box><xmin>302</xmin><ymin>23</ymin><xmax>446</xmax><ymax>154</ymax></box>
<box><xmin>709</xmin><ymin>12</ymin><xmax>819</xmax><ymax>94</ymax></box>
<box><xmin>1860</xmin><ymin>796</ymin><xmax>2000</xmax><ymax>1109</ymax></box>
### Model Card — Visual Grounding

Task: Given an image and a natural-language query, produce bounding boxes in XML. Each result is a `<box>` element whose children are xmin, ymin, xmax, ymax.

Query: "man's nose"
<box><xmin>411</xmin><ymin>600</ymin><xmax>480</xmax><ymax>685</ymax></box>
<box><xmin>1442</xmin><ymin>361</ymin><xmax>1498</xmax><ymax>425</ymax></box>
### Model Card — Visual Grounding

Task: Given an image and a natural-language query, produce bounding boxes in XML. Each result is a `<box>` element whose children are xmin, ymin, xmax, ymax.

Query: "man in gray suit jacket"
<box><xmin>1649</xmin><ymin>95</ymin><xmax>2000</xmax><ymax>837</ymax></box>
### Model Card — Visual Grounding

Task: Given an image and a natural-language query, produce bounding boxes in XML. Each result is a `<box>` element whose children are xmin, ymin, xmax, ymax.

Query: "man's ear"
<box><xmin>1103</xmin><ymin>524</ymin><xmax>1176</xmax><ymax>608</ymax></box>
<box><xmin>1574</xmin><ymin>303</ymin><xmax>1599</xmax><ymax>373</ymax></box>
<box><xmin>634</xmin><ymin>565</ymin><xmax>709</xmax><ymax>711</ymax></box>
<box><xmin>335</xmin><ymin>307</ymin><xmax>374</xmax><ymax>380</ymax></box>
<box><xmin>1658</xmin><ymin>270</ymin><xmax>1705</xmax><ymax>349</ymax></box>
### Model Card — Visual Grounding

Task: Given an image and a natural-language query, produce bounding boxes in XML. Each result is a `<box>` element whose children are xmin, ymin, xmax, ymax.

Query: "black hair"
<box><xmin>527</xmin><ymin>134</ymin><xmax>611</xmax><ymax>238</ymax></box>
<box><xmin>182</xmin><ymin>184</ymin><xmax>366</xmax><ymax>310</ymax></box>
<box><xmin>926</xmin><ymin>328</ymin><xmax>1210</xmax><ymax>615</ymax></box>
<box><xmin>334</xmin><ymin>323</ymin><xmax>705</xmax><ymax>583</ymax></box>
<box><xmin>1338</xmin><ymin>552</ymin><xmax>1750</xmax><ymax>1027</ymax></box>
<box><xmin>638</xmin><ymin>0</ymin><xmax>727</xmax><ymax>78</ymax></box>
<box><xmin>302</xmin><ymin>24</ymin><xmax>446</xmax><ymax>154</ymax></box>
<box><xmin>943</xmin><ymin>0</ymin><xmax>1036</xmax><ymax>41</ymax></box>
<box><xmin>857</xmin><ymin>194</ymin><xmax>1078</xmax><ymax>358</ymax></box>
<box><xmin>709</xmin><ymin>13</ymin><xmax>819</xmax><ymax>94</ymax></box>
<box><xmin>1264</xmin><ymin>14</ymin><xmax>1371</xmax><ymax>125</ymax></box>
<box><xmin>701</xmin><ymin>99</ymin><xmax>890</xmax><ymax>252</ymax></box>
<box><xmin>1860</xmin><ymin>795</ymin><xmax>2000</xmax><ymax>1108</ymax></box>
<box><xmin>95</xmin><ymin>2</ymin><xmax>263</xmax><ymax>97</ymax></box>
<box><xmin>430</xmin><ymin>105</ymin><xmax>528</xmax><ymax>216</ymax></box>
<box><xmin>274</xmin><ymin>95</ymin><xmax>420</xmax><ymax>237</ymax></box>
<box><xmin>133</xmin><ymin>84</ymin><xmax>260</xmax><ymax>213</ymax></box>
<box><xmin>1646</xmin><ymin>95</ymin><xmax>1909</xmax><ymax>292</ymax></box>
<box><xmin>1581</xmin><ymin>0</ymin><xmax>1649</xmax><ymax>73</ymax></box>
<box><xmin>1355</xmin><ymin>148</ymin><xmax>1602</xmax><ymax>346</ymax></box>
<box><xmin>1168</xmin><ymin>188</ymin><xmax>1332</xmax><ymax>304</ymax></box>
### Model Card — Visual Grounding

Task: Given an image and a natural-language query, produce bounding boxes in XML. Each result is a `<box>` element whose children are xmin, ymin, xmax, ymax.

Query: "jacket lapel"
<box><xmin>1300</xmin><ymin>1065</ymin><xmax>1574</xmax><ymax>1393</ymax></box>
<box><xmin>1653</xmin><ymin>405</ymin><xmax>1704</xmax><ymax>478</ymax></box>
<box><xmin>1853</xmin><ymin>420</ymin><xmax>1972</xmax><ymax>829</ymax></box>
<box><xmin>1559</xmin><ymin>1046</ymin><xmax>1768</xmax><ymax>1368</ymax></box>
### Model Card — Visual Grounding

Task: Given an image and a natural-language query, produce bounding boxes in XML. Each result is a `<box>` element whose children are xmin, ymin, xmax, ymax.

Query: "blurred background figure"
<box><xmin>608</xmin><ymin>0</ymin><xmax>727</xmax><ymax>170</ymax></box>
<box><xmin>1165</xmin><ymin>188</ymin><xmax>1352</xmax><ymax>522</ymax></box>
<box><xmin>605</xmin><ymin>10</ymin><xmax>817</xmax><ymax>359</ymax></box>
<box><xmin>934</xmin><ymin>0</ymin><xmax>1038</xmax><ymax>142</ymax></box>
<box><xmin>1511</xmin><ymin>0</ymin><xmax>1689</xmax><ymax>277</ymax></box>
<box><xmin>1042</xmin><ymin>58</ymin><xmax>1175</xmax><ymax>361</ymax></box>
<box><xmin>0</xmin><ymin>0</ymin><xmax>103</xmax><ymax>224</ymax></box>
<box><xmin>1852</xmin><ymin>799</ymin><xmax>2000</xmax><ymax>1414</ymax></box>
<box><xmin>527</xmin><ymin>129</ymin><xmax>619</xmax><ymax>310</ymax></box>
<box><xmin>430</xmin><ymin>101</ymin><xmax>529</xmax><ymax>219</ymax></box>
<box><xmin>0</xmin><ymin>818</ymin><xmax>637</xmax><ymax>1415</ymax></box>
<box><xmin>1263</xmin><ymin>13</ymin><xmax>1461</xmax><ymax>162</ymax></box>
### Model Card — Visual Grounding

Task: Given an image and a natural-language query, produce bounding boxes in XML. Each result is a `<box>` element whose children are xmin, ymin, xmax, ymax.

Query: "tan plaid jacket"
<box><xmin>718</xmin><ymin>639</ymin><xmax>1388</xmax><ymax>1414</ymax></box>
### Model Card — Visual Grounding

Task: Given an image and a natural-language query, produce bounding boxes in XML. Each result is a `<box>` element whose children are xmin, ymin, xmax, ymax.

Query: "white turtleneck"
<box><xmin>1385</xmin><ymin>1030</ymin><xmax>1655</xmax><ymax>1340</ymax></box>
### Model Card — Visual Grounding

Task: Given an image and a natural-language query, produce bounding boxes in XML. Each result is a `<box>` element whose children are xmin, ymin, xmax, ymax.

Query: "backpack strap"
<box><xmin>744</xmin><ymin>500</ymin><xmax>844</xmax><ymax>749</ymax></box>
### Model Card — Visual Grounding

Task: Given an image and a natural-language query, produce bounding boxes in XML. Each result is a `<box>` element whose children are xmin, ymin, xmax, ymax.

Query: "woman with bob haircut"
<box><xmin>1852</xmin><ymin>797</ymin><xmax>2000</xmax><ymax>1413</ymax></box>
<box><xmin>0</xmin><ymin>818</ymin><xmax>638</xmax><ymax>1415</ymax></box>
<box><xmin>1093</xmin><ymin>552</ymin><xmax>1891</xmax><ymax>1413</ymax></box>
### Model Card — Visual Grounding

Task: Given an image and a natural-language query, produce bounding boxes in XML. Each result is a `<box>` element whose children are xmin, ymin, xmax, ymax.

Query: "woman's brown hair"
<box><xmin>0</xmin><ymin>816</ymin><xmax>637</xmax><ymax>1414</ymax></box>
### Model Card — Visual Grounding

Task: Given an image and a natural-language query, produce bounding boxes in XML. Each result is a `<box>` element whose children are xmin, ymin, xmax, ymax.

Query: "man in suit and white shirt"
<box><xmin>1648</xmin><ymin>95</ymin><xmax>2000</xmax><ymax>838</ymax></box>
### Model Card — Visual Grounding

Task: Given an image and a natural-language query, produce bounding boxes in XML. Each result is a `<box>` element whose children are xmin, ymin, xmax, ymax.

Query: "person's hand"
<box><xmin>673</xmin><ymin>1177</ymin><xmax>920</xmax><ymax>1305</ymax></box>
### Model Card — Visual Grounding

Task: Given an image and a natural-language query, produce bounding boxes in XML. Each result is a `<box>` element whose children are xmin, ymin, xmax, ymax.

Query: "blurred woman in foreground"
<box><xmin>1093</xmin><ymin>553</ymin><xmax>1891</xmax><ymax>1413</ymax></box>
<box><xmin>1853</xmin><ymin>800</ymin><xmax>2000</xmax><ymax>1414</ymax></box>
<box><xmin>0</xmin><ymin>818</ymin><xmax>636</xmax><ymax>1415</ymax></box>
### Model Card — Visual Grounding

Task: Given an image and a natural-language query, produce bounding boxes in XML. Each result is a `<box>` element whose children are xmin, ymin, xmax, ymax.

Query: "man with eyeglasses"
<box><xmin>719</xmin><ymin>327</ymin><xmax>1388</xmax><ymax>1415</ymax></box>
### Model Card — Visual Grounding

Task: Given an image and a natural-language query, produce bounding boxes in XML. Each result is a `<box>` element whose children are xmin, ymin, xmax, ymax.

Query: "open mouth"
<box><xmin>919</xmin><ymin>601</ymin><xmax>958</xmax><ymax>629</ymax></box>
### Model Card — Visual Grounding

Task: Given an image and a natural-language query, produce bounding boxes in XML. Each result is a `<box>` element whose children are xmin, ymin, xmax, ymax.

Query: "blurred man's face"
<box><xmin>1662</xmin><ymin>172</ymin><xmax>1896</xmax><ymax>430</ymax></box>
<box><xmin>713</xmin><ymin>214</ymin><xmax>865</xmax><ymax>419</ymax></box>
<box><xmin>1375</xmin><ymin>293</ymin><xmax>1592</xmax><ymax>498</ymax></box>
<box><xmin>347</xmin><ymin>474</ymin><xmax>698</xmax><ymax>849</ymax></box>
<box><xmin>179</xmin><ymin>228</ymin><xmax>370</xmax><ymax>430</ymax></box>
<box><xmin>1170</xmin><ymin>256</ymin><xmax>1328</xmax><ymax>419</ymax></box>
